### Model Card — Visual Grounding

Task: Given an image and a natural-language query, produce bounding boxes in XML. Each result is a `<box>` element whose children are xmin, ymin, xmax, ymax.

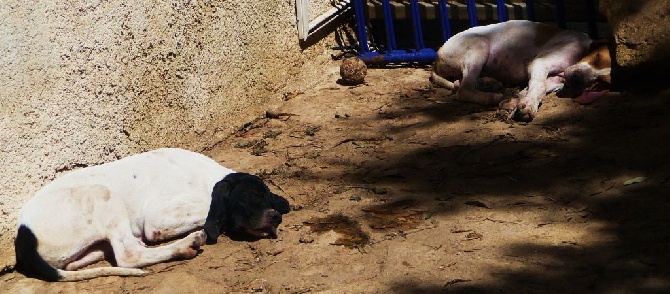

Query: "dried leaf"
<box><xmin>464</xmin><ymin>200</ymin><xmax>490</xmax><ymax>208</ymax></box>
<box><xmin>623</xmin><ymin>176</ymin><xmax>646</xmax><ymax>186</ymax></box>
<box><xmin>444</xmin><ymin>278</ymin><xmax>471</xmax><ymax>287</ymax></box>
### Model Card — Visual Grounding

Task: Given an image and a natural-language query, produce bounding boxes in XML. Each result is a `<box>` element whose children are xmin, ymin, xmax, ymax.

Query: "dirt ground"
<box><xmin>2</xmin><ymin>67</ymin><xmax>669</xmax><ymax>293</ymax></box>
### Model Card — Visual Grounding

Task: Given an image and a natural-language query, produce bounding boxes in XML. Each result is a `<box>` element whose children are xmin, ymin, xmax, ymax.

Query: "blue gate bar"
<box><xmin>496</xmin><ymin>0</ymin><xmax>508</xmax><ymax>22</ymax></box>
<box><xmin>353</xmin><ymin>0</ymin><xmax>369</xmax><ymax>54</ymax></box>
<box><xmin>467</xmin><ymin>0</ymin><xmax>478</xmax><ymax>27</ymax></box>
<box><xmin>359</xmin><ymin>51</ymin><xmax>437</xmax><ymax>64</ymax></box>
<box><xmin>556</xmin><ymin>0</ymin><xmax>566</xmax><ymax>28</ymax></box>
<box><xmin>381</xmin><ymin>0</ymin><xmax>398</xmax><ymax>51</ymax></box>
<box><xmin>437</xmin><ymin>0</ymin><xmax>452</xmax><ymax>42</ymax></box>
<box><xmin>585</xmin><ymin>0</ymin><xmax>599</xmax><ymax>38</ymax></box>
<box><xmin>525</xmin><ymin>0</ymin><xmax>535</xmax><ymax>21</ymax></box>
<box><xmin>409</xmin><ymin>0</ymin><xmax>425</xmax><ymax>49</ymax></box>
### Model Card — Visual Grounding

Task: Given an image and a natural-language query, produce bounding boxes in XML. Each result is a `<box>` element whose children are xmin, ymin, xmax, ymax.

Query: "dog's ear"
<box><xmin>271</xmin><ymin>193</ymin><xmax>291</xmax><ymax>214</ymax></box>
<box><xmin>203</xmin><ymin>179</ymin><xmax>231</xmax><ymax>244</ymax></box>
<box><xmin>204</xmin><ymin>172</ymin><xmax>254</xmax><ymax>243</ymax></box>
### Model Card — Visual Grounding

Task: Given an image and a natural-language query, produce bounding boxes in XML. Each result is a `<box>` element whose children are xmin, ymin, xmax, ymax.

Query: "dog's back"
<box><xmin>29</xmin><ymin>148</ymin><xmax>230</xmax><ymax>207</ymax></box>
<box><xmin>436</xmin><ymin>20</ymin><xmax>589</xmax><ymax>85</ymax></box>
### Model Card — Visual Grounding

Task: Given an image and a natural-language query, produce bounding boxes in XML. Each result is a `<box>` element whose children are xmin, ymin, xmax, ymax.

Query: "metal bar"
<box><xmin>308</xmin><ymin>1</ymin><xmax>350</xmax><ymax>30</ymax></box>
<box><xmin>467</xmin><ymin>0</ymin><xmax>478</xmax><ymax>27</ymax></box>
<box><xmin>409</xmin><ymin>0</ymin><xmax>425</xmax><ymax>50</ymax></box>
<box><xmin>298</xmin><ymin>0</ymin><xmax>351</xmax><ymax>41</ymax></box>
<box><xmin>586</xmin><ymin>0</ymin><xmax>599</xmax><ymax>38</ymax></box>
<box><xmin>353</xmin><ymin>0</ymin><xmax>370</xmax><ymax>54</ymax></box>
<box><xmin>381</xmin><ymin>0</ymin><xmax>397</xmax><ymax>51</ymax></box>
<box><xmin>437</xmin><ymin>0</ymin><xmax>452</xmax><ymax>42</ymax></box>
<box><xmin>359</xmin><ymin>49</ymin><xmax>437</xmax><ymax>64</ymax></box>
<box><xmin>525</xmin><ymin>0</ymin><xmax>535</xmax><ymax>21</ymax></box>
<box><xmin>556</xmin><ymin>0</ymin><xmax>566</xmax><ymax>28</ymax></box>
<box><xmin>496</xmin><ymin>0</ymin><xmax>508</xmax><ymax>22</ymax></box>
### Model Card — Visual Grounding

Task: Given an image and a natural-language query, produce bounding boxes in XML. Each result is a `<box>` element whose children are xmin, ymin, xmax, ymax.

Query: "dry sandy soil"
<box><xmin>2</xmin><ymin>67</ymin><xmax>669</xmax><ymax>293</ymax></box>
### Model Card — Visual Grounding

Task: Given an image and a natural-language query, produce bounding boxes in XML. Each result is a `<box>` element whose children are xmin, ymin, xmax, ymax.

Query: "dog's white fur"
<box><xmin>17</xmin><ymin>148</ymin><xmax>234</xmax><ymax>281</ymax></box>
<box><xmin>431</xmin><ymin>20</ymin><xmax>592</xmax><ymax>120</ymax></box>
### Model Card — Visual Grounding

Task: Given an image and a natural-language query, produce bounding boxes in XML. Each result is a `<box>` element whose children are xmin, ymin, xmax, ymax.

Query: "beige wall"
<box><xmin>0</xmin><ymin>0</ymin><xmax>339</xmax><ymax>260</ymax></box>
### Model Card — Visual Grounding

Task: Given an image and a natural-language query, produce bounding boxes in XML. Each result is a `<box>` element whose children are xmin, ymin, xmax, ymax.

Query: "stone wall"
<box><xmin>0</xmin><ymin>0</ymin><xmax>339</xmax><ymax>265</ymax></box>
<box><xmin>599</xmin><ymin>0</ymin><xmax>670</xmax><ymax>88</ymax></box>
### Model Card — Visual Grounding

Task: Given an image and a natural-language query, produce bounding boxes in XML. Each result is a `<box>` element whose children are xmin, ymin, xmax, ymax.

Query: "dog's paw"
<box><xmin>179</xmin><ymin>231</ymin><xmax>206</xmax><ymax>259</ymax></box>
<box><xmin>182</xmin><ymin>247</ymin><xmax>199</xmax><ymax>259</ymax></box>
<box><xmin>515</xmin><ymin>100</ymin><xmax>538</xmax><ymax>122</ymax></box>
<box><xmin>190</xmin><ymin>230</ymin><xmax>207</xmax><ymax>247</ymax></box>
<box><xmin>497</xmin><ymin>98</ymin><xmax>519</xmax><ymax>121</ymax></box>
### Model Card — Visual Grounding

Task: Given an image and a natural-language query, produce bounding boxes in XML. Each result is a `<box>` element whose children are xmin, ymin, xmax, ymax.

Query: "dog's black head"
<box><xmin>203</xmin><ymin>173</ymin><xmax>290</xmax><ymax>243</ymax></box>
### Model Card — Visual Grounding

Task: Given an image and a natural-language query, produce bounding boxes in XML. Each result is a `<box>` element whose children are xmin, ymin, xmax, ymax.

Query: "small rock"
<box><xmin>250</xmin><ymin>279</ymin><xmax>270</xmax><ymax>292</ymax></box>
<box><xmin>465</xmin><ymin>231</ymin><xmax>483</xmax><ymax>240</ymax></box>
<box><xmin>299</xmin><ymin>235</ymin><xmax>314</xmax><ymax>243</ymax></box>
<box><xmin>340</xmin><ymin>57</ymin><xmax>367</xmax><ymax>85</ymax></box>
<box><xmin>266</xmin><ymin>249</ymin><xmax>284</xmax><ymax>256</ymax></box>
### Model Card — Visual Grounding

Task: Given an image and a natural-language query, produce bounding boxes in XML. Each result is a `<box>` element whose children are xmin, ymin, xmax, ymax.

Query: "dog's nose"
<box><xmin>565</xmin><ymin>69</ymin><xmax>586</xmax><ymax>88</ymax></box>
<box><xmin>269</xmin><ymin>211</ymin><xmax>282</xmax><ymax>225</ymax></box>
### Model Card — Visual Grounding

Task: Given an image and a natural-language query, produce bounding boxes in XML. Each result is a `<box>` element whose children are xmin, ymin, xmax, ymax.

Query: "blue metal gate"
<box><xmin>352</xmin><ymin>0</ymin><xmax>603</xmax><ymax>65</ymax></box>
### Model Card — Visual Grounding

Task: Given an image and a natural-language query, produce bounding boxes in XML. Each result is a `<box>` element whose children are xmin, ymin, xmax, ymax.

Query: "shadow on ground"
<box><xmin>355</xmin><ymin>90</ymin><xmax>670</xmax><ymax>292</ymax></box>
<box><xmin>257</xmin><ymin>73</ymin><xmax>670</xmax><ymax>292</ymax></box>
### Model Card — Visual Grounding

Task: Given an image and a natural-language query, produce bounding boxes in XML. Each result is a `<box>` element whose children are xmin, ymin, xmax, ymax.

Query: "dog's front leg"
<box><xmin>515</xmin><ymin>60</ymin><xmax>552</xmax><ymax>121</ymax></box>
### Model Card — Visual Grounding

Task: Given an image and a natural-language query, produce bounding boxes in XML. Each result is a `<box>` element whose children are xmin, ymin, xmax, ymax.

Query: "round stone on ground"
<box><xmin>339</xmin><ymin>57</ymin><xmax>367</xmax><ymax>85</ymax></box>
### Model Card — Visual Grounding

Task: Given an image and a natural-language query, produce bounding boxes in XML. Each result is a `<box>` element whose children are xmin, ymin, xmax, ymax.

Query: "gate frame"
<box><xmin>353</xmin><ymin>0</ymin><xmax>600</xmax><ymax>65</ymax></box>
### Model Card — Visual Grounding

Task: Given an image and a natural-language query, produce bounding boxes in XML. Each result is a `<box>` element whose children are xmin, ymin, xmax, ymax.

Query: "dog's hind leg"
<box><xmin>64</xmin><ymin>242</ymin><xmax>111</xmax><ymax>270</ymax></box>
<box><xmin>71</xmin><ymin>188</ymin><xmax>208</xmax><ymax>269</ymax></box>
<box><xmin>107</xmin><ymin>229</ymin><xmax>206</xmax><ymax>268</ymax></box>
<box><xmin>55</xmin><ymin>227</ymin><xmax>205</xmax><ymax>281</ymax></box>
<box><xmin>454</xmin><ymin>38</ymin><xmax>504</xmax><ymax>105</ymax></box>
<box><xmin>101</xmin><ymin>198</ymin><xmax>207</xmax><ymax>268</ymax></box>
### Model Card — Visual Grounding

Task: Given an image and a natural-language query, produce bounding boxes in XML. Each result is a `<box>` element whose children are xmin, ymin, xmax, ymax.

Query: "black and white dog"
<box><xmin>14</xmin><ymin>148</ymin><xmax>290</xmax><ymax>281</ymax></box>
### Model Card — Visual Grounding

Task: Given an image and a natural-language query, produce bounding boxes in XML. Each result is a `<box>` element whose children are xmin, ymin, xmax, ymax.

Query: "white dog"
<box><xmin>15</xmin><ymin>148</ymin><xmax>290</xmax><ymax>281</ymax></box>
<box><xmin>431</xmin><ymin>20</ymin><xmax>595</xmax><ymax>121</ymax></box>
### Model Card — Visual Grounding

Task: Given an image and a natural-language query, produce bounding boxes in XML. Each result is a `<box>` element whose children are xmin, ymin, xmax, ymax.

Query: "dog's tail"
<box><xmin>15</xmin><ymin>225</ymin><xmax>145</xmax><ymax>282</ymax></box>
<box><xmin>429</xmin><ymin>71</ymin><xmax>456</xmax><ymax>90</ymax></box>
<box><xmin>56</xmin><ymin>267</ymin><xmax>146</xmax><ymax>282</ymax></box>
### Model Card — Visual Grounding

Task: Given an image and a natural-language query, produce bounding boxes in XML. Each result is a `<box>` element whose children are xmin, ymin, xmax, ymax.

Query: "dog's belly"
<box><xmin>482</xmin><ymin>55</ymin><xmax>530</xmax><ymax>86</ymax></box>
<box><xmin>482</xmin><ymin>36</ymin><xmax>544</xmax><ymax>86</ymax></box>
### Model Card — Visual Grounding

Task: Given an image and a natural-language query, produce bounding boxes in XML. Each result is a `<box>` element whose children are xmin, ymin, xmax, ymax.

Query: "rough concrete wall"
<box><xmin>599</xmin><ymin>0</ymin><xmax>670</xmax><ymax>88</ymax></box>
<box><xmin>0</xmin><ymin>0</ymin><xmax>340</xmax><ymax>263</ymax></box>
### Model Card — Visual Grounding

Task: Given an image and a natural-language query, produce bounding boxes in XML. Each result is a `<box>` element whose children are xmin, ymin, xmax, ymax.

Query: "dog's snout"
<box><xmin>269</xmin><ymin>211</ymin><xmax>282</xmax><ymax>225</ymax></box>
<box><xmin>565</xmin><ymin>70</ymin><xmax>584</xmax><ymax>87</ymax></box>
